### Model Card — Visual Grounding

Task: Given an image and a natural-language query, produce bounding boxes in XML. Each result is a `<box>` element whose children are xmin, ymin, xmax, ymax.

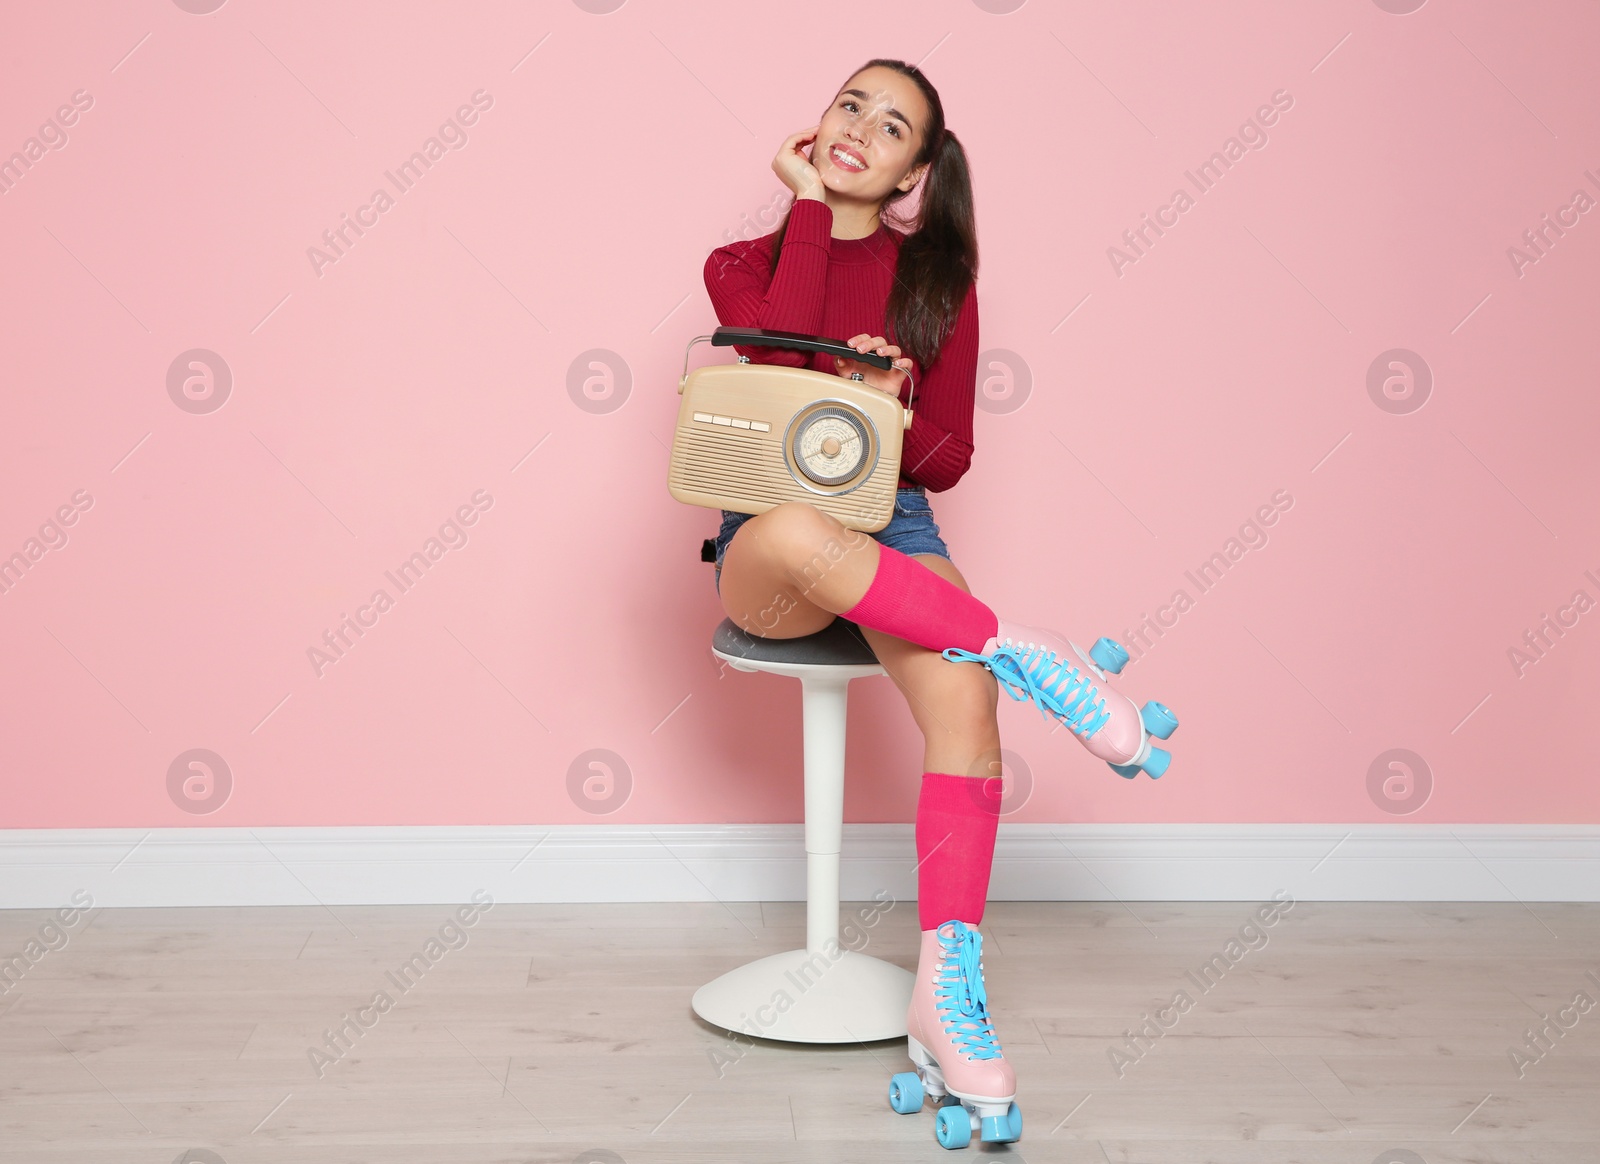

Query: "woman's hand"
<box><xmin>835</xmin><ymin>334</ymin><xmax>912</xmax><ymax>397</ymax></box>
<box><xmin>773</xmin><ymin>124</ymin><xmax>825</xmax><ymax>200</ymax></box>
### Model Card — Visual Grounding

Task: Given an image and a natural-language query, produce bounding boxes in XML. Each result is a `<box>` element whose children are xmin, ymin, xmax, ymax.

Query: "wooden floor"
<box><xmin>1</xmin><ymin>898</ymin><xmax>1597</xmax><ymax>1161</ymax></box>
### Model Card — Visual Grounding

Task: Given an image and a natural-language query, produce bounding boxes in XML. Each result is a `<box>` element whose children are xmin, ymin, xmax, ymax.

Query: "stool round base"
<box><xmin>692</xmin><ymin>947</ymin><xmax>915</xmax><ymax>1044</ymax></box>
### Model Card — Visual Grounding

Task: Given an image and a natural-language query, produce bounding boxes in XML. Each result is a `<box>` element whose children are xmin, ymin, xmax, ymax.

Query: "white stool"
<box><xmin>691</xmin><ymin>615</ymin><xmax>916</xmax><ymax>1044</ymax></box>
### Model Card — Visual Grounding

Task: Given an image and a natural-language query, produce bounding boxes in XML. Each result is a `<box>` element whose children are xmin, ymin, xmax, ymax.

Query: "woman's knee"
<box><xmin>760</xmin><ymin>502</ymin><xmax>872</xmax><ymax>575</ymax></box>
<box><xmin>719</xmin><ymin>509</ymin><xmax>839</xmax><ymax>638</ymax></box>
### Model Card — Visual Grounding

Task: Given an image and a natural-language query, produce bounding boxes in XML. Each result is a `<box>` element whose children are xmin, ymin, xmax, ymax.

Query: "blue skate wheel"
<box><xmin>1090</xmin><ymin>637</ymin><xmax>1128</xmax><ymax>674</ymax></box>
<box><xmin>1141</xmin><ymin>700</ymin><xmax>1179</xmax><ymax>740</ymax></box>
<box><xmin>1007</xmin><ymin>1100</ymin><xmax>1023</xmax><ymax>1140</ymax></box>
<box><xmin>888</xmin><ymin>1071</ymin><xmax>924</xmax><ymax>1114</ymax></box>
<box><xmin>935</xmin><ymin>1104</ymin><xmax>972</xmax><ymax>1149</ymax></box>
<box><xmin>1141</xmin><ymin>746</ymin><xmax>1171</xmax><ymax>779</ymax></box>
<box><xmin>1109</xmin><ymin>760</ymin><xmax>1141</xmax><ymax>779</ymax></box>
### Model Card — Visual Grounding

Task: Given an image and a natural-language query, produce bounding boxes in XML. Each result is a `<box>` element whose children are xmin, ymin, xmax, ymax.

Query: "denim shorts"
<box><xmin>713</xmin><ymin>486</ymin><xmax>951</xmax><ymax>595</ymax></box>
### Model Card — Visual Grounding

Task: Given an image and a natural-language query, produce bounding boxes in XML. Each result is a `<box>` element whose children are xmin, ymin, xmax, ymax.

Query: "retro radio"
<box><xmin>667</xmin><ymin>326</ymin><xmax>915</xmax><ymax>532</ymax></box>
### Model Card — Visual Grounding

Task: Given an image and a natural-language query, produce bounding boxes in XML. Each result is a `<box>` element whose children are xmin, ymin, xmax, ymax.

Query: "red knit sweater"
<box><xmin>702</xmin><ymin>197</ymin><xmax>978</xmax><ymax>492</ymax></box>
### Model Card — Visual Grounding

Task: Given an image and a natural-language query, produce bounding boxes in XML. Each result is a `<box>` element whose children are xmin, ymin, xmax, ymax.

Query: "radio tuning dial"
<box><xmin>790</xmin><ymin>404</ymin><xmax>873</xmax><ymax>487</ymax></box>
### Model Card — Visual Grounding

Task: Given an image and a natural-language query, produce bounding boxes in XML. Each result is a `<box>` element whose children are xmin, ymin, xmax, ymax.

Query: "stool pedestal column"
<box><xmin>692</xmin><ymin>623</ymin><xmax>915</xmax><ymax>1045</ymax></box>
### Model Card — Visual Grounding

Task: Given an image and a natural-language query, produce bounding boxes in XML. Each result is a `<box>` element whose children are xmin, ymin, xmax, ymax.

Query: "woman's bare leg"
<box><xmin>718</xmin><ymin>500</ymin><xmax>888</xmax><ymax>639</ymax></box>
<box><xmin>855</xmin><ymin>554</ymin><xmax>1002</xmax><ymax>778</ymax></box>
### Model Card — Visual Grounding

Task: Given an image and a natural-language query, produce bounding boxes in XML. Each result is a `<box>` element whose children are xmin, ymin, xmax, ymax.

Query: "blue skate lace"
<box><xmin>934</xmin><ymin>921</ymin><xmax>1004</xmax><ymax>1061</ymax></box>
<box><xmin>942</xmin><ymin>641</ymin><xmax>1111</xmax><ymax>739</ymax></box>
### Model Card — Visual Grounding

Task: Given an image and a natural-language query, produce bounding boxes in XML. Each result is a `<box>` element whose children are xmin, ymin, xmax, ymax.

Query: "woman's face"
<box><xmin>813</xmin><ymin>67</ymin><xmax>931</xmax><ymax>203</ymax></box>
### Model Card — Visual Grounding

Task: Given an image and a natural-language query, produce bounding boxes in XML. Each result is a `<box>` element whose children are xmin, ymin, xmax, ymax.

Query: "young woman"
<box><xmin>701</xmin><ymin>59</ymin><xmax>1175</xmax><ymax>1147</ymax></box>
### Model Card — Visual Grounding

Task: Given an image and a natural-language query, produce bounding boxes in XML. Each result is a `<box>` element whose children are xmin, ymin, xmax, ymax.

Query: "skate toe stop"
<box><xmin>981</xmin><ymin>1101</ymin><xmax>1024</xmax><ymax>1142</ymax></box>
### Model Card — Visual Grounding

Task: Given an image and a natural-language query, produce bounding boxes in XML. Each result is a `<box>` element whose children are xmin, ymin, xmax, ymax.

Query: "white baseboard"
<box><xmin>1</xmin><ymin>824</ymin><xmax>1597</xmax><ymax>909</ymax></box>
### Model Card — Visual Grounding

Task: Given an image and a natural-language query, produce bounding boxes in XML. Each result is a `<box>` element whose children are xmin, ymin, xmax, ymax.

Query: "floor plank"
<box><xmin>1</xmin><ymin>900</ymin><xmax>1596</xmax><ymax>1159</ymax></box>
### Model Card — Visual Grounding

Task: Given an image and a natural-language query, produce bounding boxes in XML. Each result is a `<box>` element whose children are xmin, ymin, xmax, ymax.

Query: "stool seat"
<box><xmin>693</xmin><ymin>616</ymin><xmax>914</xmax><ymax>1044</ymax></box>
<box><xmin>713</xmin><ymin>615</ymin><xmax>881</xmax><ymax>672</ymax></box>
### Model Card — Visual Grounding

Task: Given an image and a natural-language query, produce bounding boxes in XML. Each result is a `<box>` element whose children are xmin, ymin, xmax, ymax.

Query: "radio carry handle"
<box><xmin>680</xmin><ymin>326</ymin><xmax>915</xmax><ymax>413</ymax></box>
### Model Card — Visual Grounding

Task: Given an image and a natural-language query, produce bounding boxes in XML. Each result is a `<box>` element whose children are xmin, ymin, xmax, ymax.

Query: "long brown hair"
<box><xmin>768</xmin><ymin>59</ymin><xmax>977</xmax><ymax>372</ymax></box>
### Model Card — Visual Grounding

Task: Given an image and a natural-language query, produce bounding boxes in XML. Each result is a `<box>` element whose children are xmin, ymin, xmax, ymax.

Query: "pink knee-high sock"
<box><xmin>839</xmin><ymin>543</ymin><xmax>998</xmax><ymax>654</ymax></box>
<box><xmin>915</xmin><ymin>771</ymin><xmax>1002</xmax><ymax>929</ymax></box>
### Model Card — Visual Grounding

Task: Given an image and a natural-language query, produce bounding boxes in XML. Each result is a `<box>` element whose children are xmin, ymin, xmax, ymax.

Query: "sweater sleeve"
<box><xmin>702</xmin><ymin>198</ymin><xmax>835</xmax><ymax>367</ymax></box>
<box><xmin>898</xmin><ymin>279</ymin><xmax>978</xmax><ymax>493</ymax></box>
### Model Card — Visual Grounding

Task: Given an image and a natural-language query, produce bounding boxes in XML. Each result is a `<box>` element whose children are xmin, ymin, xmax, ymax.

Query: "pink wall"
<box><xmin>2</xmin><ymin>1</ymin><xmax>1596</xmax><ymax>829</ymax></box>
